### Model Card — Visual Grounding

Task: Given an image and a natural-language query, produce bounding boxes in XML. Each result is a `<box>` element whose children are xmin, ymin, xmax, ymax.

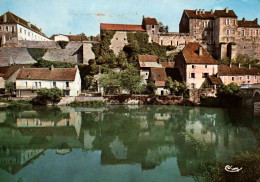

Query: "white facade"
<box><xmin>155</xmin><ymin>87</ymin><xmax>170</xmax><ymax>96</ymax></box>
<box><xmin>16</xmin><ymin>68</ymin><xmax>81</xmax><ymax>97</ymax></box>
<box><xmin>186</xmin><ymin>64</ymin><xmax>218</xmax><ymax>89</ymax></box>
<box><xmin>17</xmin><ymin>24</ymin><xmax>49</xmax><ymax>41</ymax></box>
<box><xmin>53</xmin><ymin>34</ymin><xmax>70</xmax><ymax>42</ymax></box>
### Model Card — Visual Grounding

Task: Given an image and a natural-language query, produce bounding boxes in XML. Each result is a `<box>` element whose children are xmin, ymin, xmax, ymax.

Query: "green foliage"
<box><xmin>233</xmin><ymin>54</ymin><xmax>259</xmax><ymax>67</ymax></box>
<box><xmin>84</xmin><ymin>75</ymin><xmax>94</xmax><ymax>90</ymax></box>
<box><xmin>57</xmin><ymin>41</ymin><xmax>69</xmax><ymax>49</ymax></box>
<box><xmin>125</xmin><ymin>32</ymin><xmax>167</xmax><ymax>64</ymax></box>
<box><xmin>36</xmin><ymin>88</ymin><xmax>62</xmax><ymax>103</ymax></box>
<box><xmin>5</xmin><ymin>82</ymin><xmax>15</xmax><ymax>95</ymax></box>
<box><xmin>35</xmin><ymin>58</ymin><xmax>74</xmax><ymax>68</ymax></box>
<box><xmin>99</xmin><ymin>71</ymin><xmax>121</xmax><ymax>94</ymax></box>
<box><xmin>165</xmin><ymin>78</ymin><xmax>188</xmax><ymax>96</ymax></box>
<box><xmin>159</xmin><ymin>22</ymin><xmax>169</xmax><ymax>33</ymax></box>
<box><xmin>27</xmin><ymin>48</ymin><xmax>46</xmax><ymax>60</ymax></box>
<box><xmin>216</xmin><ymin>83</ymin><xmax>242</xmax><ymax>106</ymax></box>
<box><xmin>116</xmin><ymin>51</ymin><xmax>128</xmax><ymax>69</ymax></box>
<box><xmin>5</xmin><ymin>100</ymin><xmax>32</xmax><ymax>109</ymax></box>
<box><xmin>146</xmin><ymin>76</ymin><xmax>157</xmax><ymax>94</ymax></box>
<box><xmin>70</xmin><ymin>100</ymin><xmax>106</xmax><ymax>106</ymax></box>
<box><xmin>120</xmin><ymin>64</ymin><xmax>143</xmax><ymax>95</ymax></box>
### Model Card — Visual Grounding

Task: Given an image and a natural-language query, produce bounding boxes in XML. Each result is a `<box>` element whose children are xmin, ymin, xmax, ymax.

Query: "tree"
<box><xmin>165</xmin><ymin>77</ymin><xmax>187</xmax><ymax>96</ymax></box>
<box><xmin>36</xmin><ymin>88</ymin><xmax>62</xmax><ymax>103</ymax></box>
<box><xmin>84</xmin><ymin>75</ymin><xmax>94</xmax><ymax>90</ymax></box>
<box><xmin>146</xmin><ymin>76</ymin><xmax>157</xmax><ymax>94</ymax></box>
<box><xmin>159</xmin><ymin>22</ymin><xmax>169</xmax><ymax>33</ymax></box>
<box><xmin>116</xmin><ymin>51</ymin><xmax>128</xmax><ymax>69</ymax></box>
<box><xmin>5</xmin><ymin>82</ymin><xmax>15</xmax><ymax>95</ymax></box>
<box><xmin>217</xmin><ymin>83</ymin><xmax>243</xmax><ymax>106</ymax></box>
<box><xmin>99</xmin><ymin>71</ymin><xmax>121</xmax><ymax>94</ymax></box>
<box><xmin>120</xmin><ymin>65</ymin><xmax>143</xmax><ymax>95</ymax></box>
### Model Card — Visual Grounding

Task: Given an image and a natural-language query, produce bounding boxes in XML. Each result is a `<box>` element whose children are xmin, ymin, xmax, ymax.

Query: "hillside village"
<box><xmin>0</xmin><ymin>8</ymin><xmax>260</xmax><ymax>106</ymax></box>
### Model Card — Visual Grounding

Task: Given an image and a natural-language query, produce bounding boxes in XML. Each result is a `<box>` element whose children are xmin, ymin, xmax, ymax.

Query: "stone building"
<box><xmin>175</xmin><ymin>42</ymin><xmax>218</xmax><ymax>89</ymax></box>
<box><xmin>101</xmin><ymin>8</ymin><xmax>260</xmax><ymax>60</ymax></box>
<box><xmin>0</xmin><ymin>11</ymin><xmax>49</xmax><ymax>47</ymax></box>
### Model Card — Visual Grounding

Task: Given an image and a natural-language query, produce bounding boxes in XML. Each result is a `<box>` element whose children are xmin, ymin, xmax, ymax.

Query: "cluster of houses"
<box><xmin>0</xmin><ymin>10</ymin><xmax>260</xmax><ymax>98</ymax></box>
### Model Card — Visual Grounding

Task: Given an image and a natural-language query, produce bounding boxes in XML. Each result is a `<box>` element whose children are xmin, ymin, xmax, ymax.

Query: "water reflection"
<box><xmin>0</xmin><ymin>105</ymin><xmax>259</xmax><ymax>182</ymax></box>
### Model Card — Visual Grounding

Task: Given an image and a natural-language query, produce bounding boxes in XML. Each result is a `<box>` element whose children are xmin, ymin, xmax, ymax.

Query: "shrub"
<box><xmin>36</xmin><ymin>88</ymin><xmax>62</xmax><ymax>103</ymax></box>
<box><xmin>6</xmin><ymin>100</ymin><xmax>32</xmax><ymax>109</ymax></box>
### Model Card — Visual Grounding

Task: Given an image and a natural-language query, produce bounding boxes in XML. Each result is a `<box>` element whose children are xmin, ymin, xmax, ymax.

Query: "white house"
<box><xmin>16</xmin><ymin>65</ymin><xmax>81</xmax><ymax>97</ymax></box>
<box><xmin>0</xmin><ymin>11</ymin><xmax>49</xmax><ymax>46</ymax></box>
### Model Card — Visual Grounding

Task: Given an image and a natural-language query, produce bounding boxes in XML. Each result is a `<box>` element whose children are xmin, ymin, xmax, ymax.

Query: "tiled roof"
<box><xmin>100</xmin><ymin>23</ymin><xmax>145</xmax><ymax>31</ymax></box>
<box><xmin>161</xmin><ymin>62</ymin><xmax>175</xmax><ymax>68</ymax></box>
<box><xmin>184</xmin><ymin>10</ymin><xmax>215</xmax><ymax>19</ymax></box>
<box><xmin>151</xmin><ymin>68</ymin><xmax>167</xmax><ymax>86</ymax></box>
<box><xmin>138</xmin><ymin>55</ymin><xmax>158</xmax><ymax>62</ymax></box>
<box><xmin>182</xmin><ymin>42</ymin><xmax>217</xmax><ymax>64</ymax></box>
<box><xmin>208</xmin><ymin>75</ymin><xmax>222</xmax><ymax>85</ymax></box>
<box><xmin>17</xmin><ymin>67</ymin><xmax>77</xmax><ymax>81</ymax></box>
<box><xmin>218</xmin><ymin>65</ymin><xmax>260</xmax><ymax>76</ymax></box>
<box><xmin>214</xmin><ymin>9</ymin><xmax>237</xmax><ymax>18</ymax></box>
<box><xmin>0</xmin><ymin>11</ymin><xmax>48</xmax><ymax>38</ymax></box>
<box><xmin>143</xmin><ymin>17</ymin><xmax>159</xmax><ymax>25</ymax></box>
<box><xmin>238</xmin><ymin>19</ymin><xmax>260</xmax><ymax>28</ymax></box>
<box><xmin>0</xmin><ymin>65</ymin><xmax>32</xmax><ymax>80</ymax></box>
<box><xmin>49</xmin><ymin>34</ymin><xmax>89</xmax><ymax>41</ymax></box>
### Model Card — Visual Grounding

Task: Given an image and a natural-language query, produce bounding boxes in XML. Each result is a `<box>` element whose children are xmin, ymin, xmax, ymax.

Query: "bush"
<box><xmin>36</xmin><ymin>88</ymin><xmax>62</xmax><ymax>103</ymax></box>
<box><xmin>6</xmin><ymin>100</ymin><xmax>32</xmax><ymax>109</ymax></box>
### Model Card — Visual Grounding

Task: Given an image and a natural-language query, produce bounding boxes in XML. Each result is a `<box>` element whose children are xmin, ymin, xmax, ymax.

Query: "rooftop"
<box><xmin>143</xmin><ymin>17</ymin><xmax>159</xmax><ymax>25</ymax></box>
<box><xmin>238</xmin><ymin>18</ymin><xmax>260</xmax><ymax>28</ymax></box>
<box><xmin>16</xmin><ymin>66</ymin><xmax>77</xmax><ymax>81</ymax></box>
<box><xmin>100</xmin><ymin>23</ymin><xmax>145</xmax><ymax>32</ymax></box>
<box><xmin>218</xmin><ymin>65</ymin><xmax>260</xmax><ymax>76</ymax></box>
<box><xmin>50</xmin><ymin>34</ymin><xmax>89</xmax><ymax>41</ymax></box>
<box><xmin>0</xmin><ymin>11</ymin><xmax>48</xmax><ymax>38</ymax></box>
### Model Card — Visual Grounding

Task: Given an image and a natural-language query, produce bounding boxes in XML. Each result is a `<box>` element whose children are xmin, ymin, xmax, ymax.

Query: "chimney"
<box><xmin>202</xmin><ymin>9</ymin><xmax>205</xmax><ymax>14</ymax></box>
<box><xmin>199</xmin><ymin>9</ymin><xmax>202</xmax><ymax>14</ymax></box>
<box><xmin>254</xmin><ymin>18</ymin><xmax>258</xmax><ymax>24</ymax></box>
<box><xmin>3</xmin><ymin>13</ymin><xmax>7</xmax><ymax>23</ymax></box>
<box><xmin>238</xmin><ymin>63</ymin><xmax>241</xmax><ymax>68</ymax></box>
<box><xmin>195</xmin><ymin>9</ymin><xmax>198</xmax><ymax>15</ymax></box>
<box><xmin>225</xmin><ymin>7</ymin><xmax>229</xmax><ymax>13</ymax></box>
<box><xmin>51</xmin><ymin>64</ymin><xmax>54</xmax><ymax>71</ymax></box>
<box><xmin>199</xmin><ymin>46</ymin><xmax>203</xmax><ymax>56</ymax></box>
<box><xmin>210</xmin><ymin>9</ymin><xmax>214</xmax><ymax>14</ymax></box>
<box><xmin>249</xmin><ymin>64</ymin><xmax>251</xmax><ymax>69</ymax></box>
<box><xmin>242</xmin><ymin>17</ymin><xmax>245</xmax><ymax>22</ymax></box>
<box><xmin>27</xmin><ymin>22</ymin><xmax>31</xmax><ymax>28</ymax></box>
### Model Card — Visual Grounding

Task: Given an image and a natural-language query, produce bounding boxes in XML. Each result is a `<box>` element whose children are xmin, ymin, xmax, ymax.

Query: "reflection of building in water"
<box><xmin>0</xmin><ymin>146</ymin><xmax>44</xmax><ymax>174</ymax></box>
<box><xmin>109</xmin><ymin>136</ymin><xmax>127</xmax><ymax>160</ymax></box>
<box><xmin>83</xmin><ymin>130</ymin><xmax>96</xmax><ymax>150</ymax></box>
<box><xmin>154</xmin><ymin>113</ymin><xmax>171</xmax><ymax>121</ymax></box>
<box><xmin>0</xmin><ymin>111</ymin><xmax>6</xmax><ymax>123</ymax></box>
<box><xmin>16</xmin><ymin>109</ymin><xmax>82</xmax><ymax>138</ymax></box>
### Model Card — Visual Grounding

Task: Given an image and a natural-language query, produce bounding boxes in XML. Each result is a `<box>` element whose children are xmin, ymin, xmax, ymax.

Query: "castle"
<box><xmin>101</xmin><ymin>8</ymin><xmax>260</xmax><ymax>60</ymax></box>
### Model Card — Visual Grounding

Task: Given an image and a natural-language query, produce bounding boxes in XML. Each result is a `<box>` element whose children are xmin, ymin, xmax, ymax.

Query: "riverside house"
<box><xmin>16</xmin><ymin>65</ymin><xmax>81</xmax><ymax>97</ymax></box>
<box><xmin>175</xmin><ymin>42</ymin><xmax>218</xmax><ymax>89</ymax></box>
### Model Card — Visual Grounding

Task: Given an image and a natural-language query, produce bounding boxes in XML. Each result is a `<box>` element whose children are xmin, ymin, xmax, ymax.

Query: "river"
<box><xmin>0</xmin><ymin>105</ymin><xmax>259</xmax><ymax>182</ymax></box>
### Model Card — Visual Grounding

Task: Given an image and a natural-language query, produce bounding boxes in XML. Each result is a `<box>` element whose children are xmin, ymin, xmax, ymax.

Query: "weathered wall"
<box><xmin>110</xmin><ymin>31</ymin><xmax>128</xmax><ymax>56</ymax></box>
<box><xmin>0</xmin><ymin>47</ymin><xmax>36</xmax><ymax>66</ymax></box>
<box><xmin>17</xmin><ymin>40</ymin><xmax>60</xmax><ymax>49</ymax></box>
<box><xmin>83</xmin><ymin>43</ymin><xmax>95</xmax><ymax>64</ymax></box>
<box><xmin>159</xmin><ymin>33</ymin><xmax>193</xmax><ymax>47</ymax></box>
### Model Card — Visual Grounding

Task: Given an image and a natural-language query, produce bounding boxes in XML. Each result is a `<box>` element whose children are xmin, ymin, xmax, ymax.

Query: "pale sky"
<box><xmin>1</xmin><ymin>0</ymin><xmax>260</xmax><ymax>37</ymax></box>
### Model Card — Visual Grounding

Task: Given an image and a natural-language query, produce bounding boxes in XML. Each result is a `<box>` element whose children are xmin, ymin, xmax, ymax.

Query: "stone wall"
<box><xmin>159</xmin><ymin>33</ymin><xmax>193</xmax><ymax>47</ymax></box>
<box><xmin>110</xmin><ymin>31</ymin><xmax>128</xmax><ymax>56</ymax></box>
<box><xmin>0</xmin><ymin>47</ymin><xmax>36</xmax><ymax>66</ymax></box>
<box><xmin>83</xmin><ymin>43</ymin><xmax>95</xmax><ymax>64</ymax></box>
<box><xmin>17</xmin><ymin>40</ymin><xmax>60</xmax><ymax>49</ymax></box>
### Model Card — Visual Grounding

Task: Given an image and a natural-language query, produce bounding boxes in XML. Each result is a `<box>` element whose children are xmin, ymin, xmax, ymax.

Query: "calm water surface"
<box><xmin>0</xmin><ymin>105</ymin><xmax>259</xmax><ymax>182</ymax></box>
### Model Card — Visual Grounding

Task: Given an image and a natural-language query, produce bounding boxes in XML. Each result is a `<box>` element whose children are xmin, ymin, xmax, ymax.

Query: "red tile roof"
<box><xmin>218</xmin><ymin>65</ymin><xmax>260</xmax><ymax>76</ymax></box>
<box><xmin>100</xmin><ymin>23</ymin><xmax>145</xmax><ymax>31</ymax></box>
<box><xmin>238</xmin><ymin>19</ymin><xmax>260</xmax><ymax>28</ymax></box>
<box><xmin>138</xmin><ymin>55</ymin><xmax>158</xmax><ymax>62</ymax></box>
<box><xmin>49</xmin><ymin>34</ymin><xmax>89</xmax><ymax>41</ymax></box>
<box><xmin>208</xmin><ymin>75</ymin><xmax>222</xmax><ymax>85</ymax></box>
<box><xmin>143</xmin><ymin>17</ymin><xmax>159</xmax><ymax>25</ymax></box>
<box><xmin>182</xmin><ymin>42</ymin><xmax>217</xmax><ymax>64</ymax></box>
<box><xmin>184</xmin><ymin>10</ymin><xmax>215</xmax><ymax>19</ymax></box>
<box><xmin>17</xmin><ymin>67</ymin><xmax>77</xmax><ymax>81</ymax></box>
<box><xmin>0</xmin><ymin>65</ymin><xmax>32</xmax><ymax>80</ymax></box>
<box><xmin>214</xmin><ymin>9</ymin><xmax>237</xmax><ymax>18</ymax></box>
<box><xmin>150</xmin><ymin>68</ymin><xmax>167</xmax><ymax>86</ymax></box>
<box><xmin>0</xmin><ymin>11</ymin><xmax>48</xmax><ymax>38</ymax></box>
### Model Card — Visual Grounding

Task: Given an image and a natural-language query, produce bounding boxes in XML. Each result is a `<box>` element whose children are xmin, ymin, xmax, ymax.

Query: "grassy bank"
<box><xmin>0</xmin><ymin>100</ymin><xmax>32</xmax><ymax>109</ymax></box>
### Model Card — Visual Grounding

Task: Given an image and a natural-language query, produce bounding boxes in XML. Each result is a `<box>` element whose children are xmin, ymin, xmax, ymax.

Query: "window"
<box><xmin>233</xmin><ymin>20</ymin><xmax>236</xmax><ymax>25</ymax></box>
<box><xmin>191</xmin><ymin>73</ymin><xmax>195</xmax><ymax>78</ymax></box>
<box><xmin>9</xmin><ymin>37</ymin><xmax>12</xmax><ymax>40</ymax></box>
<box><xmin>226</xmin><ymin>19</ymin><xmax>230</xmax><ymax>25</ymax></box>
<box><xmin>39</xmin><ymin>82</ymin><xmax>41</xmax><ymax>88</ymax></box>
<box><xmin>192</xmin><ymin>65</ymin><xmax>195</xmax><ymax>69</ymax></box>
<box><xmin>253</xmin><ymin>38</ymin><xmax>255</xmax><ymax>41</ymax></box>
<box><xmin>24</xmin><ymin>30</ymin><xmax>26</xmax><ymax>35</ymax></box>
<box><xmin>35</xmin><ymin>82</ymin><xmax>38</xmax><ymax>88</ymax></box>
<box><xmin>5</xmin><ymin>26</ymin><xmax>8</xmax><ymax>32</ymax></box>
<box><xmin>232</xmin><ymin>77</ymin><xmax>234</xmax><ymax>81</ymax></box>
<box><xmin>25</xmin><ymin>82</ymin><xmax>28</xmax><ymax>88</ymax></box>
<box><xmin>171</xmin><ymin>41</ymin><xmax>173</xmax><ymax>46</ymax></box>
<box><xmin>251</xmin><ymin>30</ymin><xmax>253</xmax><ymax>36</ymax></box>
<box><xmin>177</xmin><ymin>41</ymin><xmax>179</xmax><ymax>46</ymax></box>
<box><xmin>152</xmin><ymin>30</ymin><xmax>155</xmax><ymax>34</ymax></box>
<box><xmin>256</xmin><ymin>30</ymin><xmax>259</xmax><ymax>36</ymax></box>
<box><xmin>242</xmin><ymin>30</ymin><xmax>245</xmax><ymax>36</ymax></box>
<box><xmin>204</xmin><ymin>22</ymin><xmax>207</xmax><ymax>28</ymax></box>
<box><xmin>152</xmin><ymin>25</ymin><xmax>154</xmax><ymax>29</ymax></box>
<box><xmin>226</xmin><ymin>30</ymin><xmax>230</xmax><ymax>35</ymax></box>
<box><xmin>53</xmin><ymin>81</ymin><xmax>56</xmax><ymax>87</ymax></box>
<box><xmin>20</xmin><ymin>28</ymin><xmax>22</xmax><ymax>33</ymax></box>
<box><xmin>161</xmin><ymin>40</ymin><xmax>163</xmax><ymax>45</ymax></box>
<box><xmin>28</xmin><ymin>32</ymin><xmax>30</xmax><ymax>36</ymax></box>
<box><xmin>66</xmin><ymin>81</ymin><xmax>69</xmax><ymax>87</ymax></box>
<box><xmin>194</xmin><ymin>31</ymin><xmax>196</xmax><ymax>35</ymax></box>
<box><xmin>240</xmin><ymin>77</ymin><xmax>242</xmax><ymax>81</ymax></box>
<box><xmin>205</xmin><ymin>65</ymin><xmax>207</xmax><ymax>68</ymax></box>
<box><xmin>116</xmin><ymin>38</ymin><xmax>118</xmax><ymax>40</ymax></box>
<box><xmin>12</xmin><ymin>26</ymin><xmax>14</xmax><ymax>33</ymax></box>
<box><xmin>203</xmin><ymin>73</ymin><xmax>209</xmax><ymax>78</ymax></box>
<box><xmin>190</xmin><ymin>83</ymin><xmax>195</xmax><ymax>89</ymax></box>
<box><xmin>232</xmin><ymin>30</ymin><xmax>235</xmax><ymax>35</ymax></box>
<box><xmin>255</xmin><ymin>76</ymin><xmax>257</xmax><ymax>80</ymax></box>
<box><xmin>247</xmin><ymin>76</ymin><xmax>250</xmax><ymax>79</ymax></box>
